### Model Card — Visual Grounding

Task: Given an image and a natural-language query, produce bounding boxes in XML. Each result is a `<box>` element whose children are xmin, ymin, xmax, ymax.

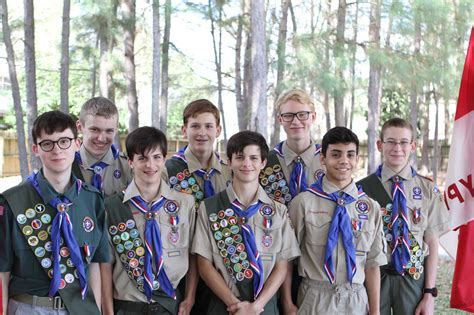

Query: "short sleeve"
<box><xmin>191</xmin><ymin>203</ymin><xmax>213</xmax><ymax>261</ymax></box>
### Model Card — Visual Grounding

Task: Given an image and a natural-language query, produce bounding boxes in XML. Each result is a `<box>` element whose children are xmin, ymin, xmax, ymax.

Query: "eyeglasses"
<box><xmin>382</xmin><ymin>139</ymin><xmax>412</xmax><ymax>148</ymax></box>
<box><xmin>280</xmin><ymin>111</ymin><xmax>311</xmax><ymax>122</ymax></box>
<box><xmin>38</xmin><ymin>137</ymin><xmax>74</xmax><ymax>152</ymax></box>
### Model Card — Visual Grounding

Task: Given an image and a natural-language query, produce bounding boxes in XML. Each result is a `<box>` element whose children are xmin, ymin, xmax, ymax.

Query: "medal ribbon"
<box><xmin>27</xmin><ymin>172</ymin><xmax>88</xmax><ymax>299</ymax></box>
<box><xmin>231</xmin><ymin>199</ymin><xmax>264</xmax><ymax>300</ymax></box>
<box><xmin>129</xmin><ymin>195</ymin><xmax>176</xmax><ymax>301</ymax></box>
<box><xmin>307</xmin><ymin>175</ymin><xmax>364</xmax><ymax>285</ymax></box>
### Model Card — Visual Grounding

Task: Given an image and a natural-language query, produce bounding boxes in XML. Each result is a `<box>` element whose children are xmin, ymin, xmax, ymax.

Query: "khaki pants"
<box><xmin>7</xmin><ymin>299</ymin><xmax>69</xmax><ymax>315</ymax></box>
<box><xmin>297</xmin><ymin>279</ymin><xmax>368</xmax><ymax>315</ymax></box>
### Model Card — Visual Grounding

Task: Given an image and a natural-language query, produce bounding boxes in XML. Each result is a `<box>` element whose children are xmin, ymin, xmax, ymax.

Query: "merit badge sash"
<box><xmin>4</xmin><ymin>180</ymin><xmax>99</xmax><ymax>314</ymax></box>
<box><xmin>166</xmin><ymin>157</ymin><xmax>205</xmax><ymax>209</ymax></box>
<box><xmin>106</xmin><ymin>194</ymin><xmax>181</xmax><ymax>298</ymax></box>
<box><xmin>259</xmin><ymin>151</ymin><xmax>292</xmax><ymax>206</ymax></box>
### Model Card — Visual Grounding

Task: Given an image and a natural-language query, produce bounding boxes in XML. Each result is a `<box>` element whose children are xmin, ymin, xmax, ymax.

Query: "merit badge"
<box><xmin>58</xmin><ymin>279</ymin><xmax>66</xmax><ymax>290</ymax></box>
<box><xmin>262</xmin><ymin>234</ymin><xmax>273</xmax><ymax>247</ymax></box>
<box><xmin>314</xmin><ymin>169</ymin><xmax>325</xmax><ymax>180</ymax></box>
<box><xmin>214</xmin><ymin>231</ymin><xmax>223</xmax><ymax>241</ymax></box>
<box><xmin>136</xmin><ymin>246</ymin><xmax>145</xmax><ymax>256</ymax></box>
<box><xmin>225</xmin><ymin>208</ymin><xmax>234</xmax><ymax>217</ymax></box>
<box><xmin>164</xmin><ymin>200</ymin><xmax>179</xmax><ymax>214</ymax></box>
<box><xmin>239</xmin><ymin>252</ymin><xmax>247</xmax><ymax>260</ymax></box>
<box><xmin>17</xmin><ymin>214</ymin><xmax>27</xmax><ymax>225</ymax></box>
<box><xmin>83</xmin><ymin>216</ymin><xmax>95</xmax><ymax>232</ymax></box>
<box><xmin>25</xmin><ymin>208</ymin><xmax>36</xmax><ymax>219</ymax></box>
<box><xmin>222</xmin><ymin>228</ymin><xmax>231</xmax><ymax>237</ymax></box>
<box><xmin>209</xmin><ymin>213</ymin><xmax>218</xmax><ymax>222</ymax></box>
<box><xmin>133</xmin><ymin>239</ymin><xmax>142</xmax><ymax>247</ymax></box>
<box><xmin>176</xmin><ymin>172</ymin><xmax>185</xmax><ymax>181</ymax></box>
<box><xmin>168</xmin><ymin>231</ymin><xmax>180</xmax><ymax>243</ymax></box>
<box><xmin>229</xmin><ymin>216</ymin><xmax>237</xmax><ymax>225</ymax></box>
<box><xmin>220</xmin><ymin>219</ymin><xmax>228</xmax><ymax>228</ymax></box>
<box><xmin>211</xmin><ymin>222</ymin><xmax>220</xmax><ymax>231</ymax></box>
<box><xmin>126</xmin><ymin>219</ymin><xmax>136</xmax><ymax>229</ymax></box>
<box><xmin>355</xmin><ymin>200</ymin><xmax>370</xmax><ymax>214</ymax></box>
<box><xmin>22</xmin><ymin>225</ymin><xmax>33</xmax><ymax>236</ymax></box>
<box><xmin>129</xmin><ymin>258</ymin><xmax>139</xmax><ymax>268</ymax></box>
<box><xmin>41</xmin><ymin>214</ymin><xmax>51</xmax><ymax>224</ymax></box>
<box><xmin>35</xmin><ymin>247</ymin><xmax>46</xmax><ymax>258</ymax></box>
<box><xmin>109</xmin><ymin>225</ymin><xmax>118</xmax><ymax>235</ymax></box>
<box><xmin>116</xmin><ymin>244</ymin><xmax>125</xmax><ymax>254</ymax></box>
<box><xmin>180</xmin><ymin>180</ymin><xmax>189</xmax><ymax>189</ymax></box>
<box><xmin>412</xmin><ymin>207</ymin><xmax>422</xmax><ymax>224</ymax></box>
<box><xmin>217</xmin><ymin>240</ymin><xmax>226</xmax><ymax>249</ymax></box>
<box><xmin>227</xmin><ymin>245</ymin><xmax>236</xmax><ymax>255</ymax></box>
<box><xmin>412</xmin><ymin>187</ymin><xmax>422</xmax><ymax>200</ymax></box>
<box><xmin>130</xmin><ymin>229</ymin><xmax>139</xmax><ymax>239</ymax></box>
<box><xmin>127</xmin><ymin>250</ymin><xmax>135</xmax><ymax>259</ymax></box>
<box><xmin>44</xmin><ymin>241</ymin><xmax>52</xmax><ymax>252</ymax></box>
<box><xmin>34</xmin><ymin>203</ymin><xmax>46</xmax><ymax>213</ymax></box>
<box><xmin>218</xmin><ymin>211</ymin><xmax>226</xmax><ymax>219</ymax></box>
<box><xmin>260</xmin><ymin>205</ymin><xmax>274</xmax><ymax>217</ymax></box>
<box><xmin>188</xmin><ymin>177</ymin><xmax>196</xmax><ymax>185</ymax></box>
<box><xmin>60</xmin><ymin>247</ymin><xmax>70</xmax><ymax>258</ymax></box>
<box><xmin>113</xmin><ymin>169</ymin><xmax>122</xmax><ymax>179</ymax></box>
<box><xmin>121</xmin><ymin>232</ymin><xmax>130</xmax><ymax>241</ymax></box>
<box><xmin>169</xmin><ymin>176</ymin><xmax>178</xmax><ymax>185</ymax></box>
<box><xmin>244</xmin><ymin>269</ymin><xmax>253</xmax><ymax>279</ymax></box>
<box><xmin>41</xmin><ymin>258</ymin><xmax>52</xmax><ymax>268</ymax></box>
<box><xmin>65</xmin><ymin>273</ymin><xmax>75</xmax><ymax>284</ymax></box>
<box><xmin>38</xmin><ymin>230</ymin><xmax>48</xmax><ymax>241</ymax></box>
<box><xmin>225</xmin><ymin>237</ymin><xmax>233</xmax><ymax>245</ymax></box>
<box><xmin>31</xmin><ymin>219</ymin><xmax>42</xmax><ymax>230</ymax></box>
<box><xmin>118</xmin><ymin>223</ymin><xmax>126</xmax><ymax>232</ymax></box>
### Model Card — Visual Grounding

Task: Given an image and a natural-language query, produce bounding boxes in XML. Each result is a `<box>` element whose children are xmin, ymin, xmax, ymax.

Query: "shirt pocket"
<box><xmin>253</xmin><ymin>220</ymin><xmax>283</xmax><ymax>255</ymax></box>
<box><xmin>305</xmin><ymin>213</ymin><xmax>332</xmax><ymax>246</ymax></box>
<box><xmin>408</xmin><ymin>203</ymin><xmax>428</xmax><ymax>234</ymax></box>
<box><xmin>159</xmin><ymin>215</ymin><xmax>190</xmax><ymax>250</ymax></box>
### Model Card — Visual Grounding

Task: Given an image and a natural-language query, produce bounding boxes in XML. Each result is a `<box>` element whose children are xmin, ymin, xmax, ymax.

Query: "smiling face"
<box><xmin>182</xmin><ymin>112</ymin><xmax>221</xmax><ymax>157</ymax></box>
<box><xmin>320</xmin><ymin>142</ymin><xmax>358</xmax><ymax>188</ymax></box>
<box><xmin>32</xmin><ymin>129</ymin><xmax>80</xmax><ymax>177</ymax></box>
<box><xmin>278</xmin><ymin>100</ymin><xmax>315</xmax><ymax>142</ymax></box>
<box><xmin>77</xmin><ymin>114</ymin><xmax>118</xmax><ymax>159</ymax></box>
<box><xmin>377</xmin><ymin>126</ymin><xmax>415</xmax><ymax>172</ymax></box>
<box><xmin>228</xmin><ymin>145</ymin><xmax>266</xmax><ymax>185</ymax></box>
<box><xmin>128</xmin><ymin>146</ymin><xmax>165</xmax><ymax>187</ymax></box>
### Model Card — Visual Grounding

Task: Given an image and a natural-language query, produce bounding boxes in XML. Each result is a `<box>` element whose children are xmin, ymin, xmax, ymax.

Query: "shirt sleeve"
<box><xmin>365</xmin><ymin>200</ymin><xmax>388</xmax><ymax>268</ymax></box>
<box><xmin>91</xmin><ymin>195</ymin><xmax>110</xmax><ymax>263</ymax></box>
<box><xmin>425</xmin><ymin>184</ymin><xmax>450</xmax><ymax>237</ymax></box>
<box><xmin>0</xmin><ymin>196</ymin><xmax>14</xmax><ymax>272</ymax></box>
<box><xmin>190</xmin><ymin>203</ymin><xmax>213</xmax><ymax>261</ymax></box>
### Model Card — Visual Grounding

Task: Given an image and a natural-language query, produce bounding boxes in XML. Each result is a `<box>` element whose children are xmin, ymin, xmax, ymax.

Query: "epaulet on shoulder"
<box><xmin>220</xmin><ymin>159</ymin><xmax>227</xmax><ymax>165</ymax></box>
<box><xmin>417</xmin><ymin>174</ymin><xmax>434</xmax><ymax>182</ymax></box>
<box><xmin>119</xmin><ymin>151</ymin><xmax>128</xmax><ymax>160</ymax></box>
<box><xmin>81</xmin><ymin>182</ymin><xmax>103</xmax><ymax>195</ymax></box>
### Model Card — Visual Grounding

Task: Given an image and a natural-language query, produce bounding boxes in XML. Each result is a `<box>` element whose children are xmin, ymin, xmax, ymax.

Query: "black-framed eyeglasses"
<box><xmin>38</xmin><ymin>137</ymin><xmax>74</xmax><ymax>152</ymax></box>
<box><xmin>280</xmin><ymin>111</ymin><xmax>311</xmax><ymax>122</ymax></box>
<box><xmin>382</xmin><ymin>139</ymin><xmax>412</xmax><ymax>148</ymax></box>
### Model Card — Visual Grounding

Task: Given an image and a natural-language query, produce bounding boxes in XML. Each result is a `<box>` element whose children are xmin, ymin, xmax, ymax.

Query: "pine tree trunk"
<box><xmin>410</xmin><ymin>12</ymin><xmax>421</xmax><ymax>165</ymax></box>
<box><xmin>60</xmin><ymin>0</ymin><xmax>70</xmax><ymax>114</ymax></box>
<box><xmin>235</xmin><ymin>0</ymin><xmax>245</xmax><ymax>132</ymax></box>
<box><xmin>334</xmin><ymin>0</ymin><xmax>346</xmax><ymax>127</ymax></box>
<box><xmin>152</xmin><ymin>0</ymin><xmax>161</xmax><ymax>128</ymax></box>
<box><xmin>349</xmin><ymin>0</ymin><xmax>359</xmax><ymax>130</ymax></box>
<box><xmin>1</xmin><ymin>0</ymin><xmax>30</xmax><ymax>179</ymax></box>
<box><xmin>160</xmin><ymin>0</ymin><xmax>171</xmax><ymax>134</ymax></box>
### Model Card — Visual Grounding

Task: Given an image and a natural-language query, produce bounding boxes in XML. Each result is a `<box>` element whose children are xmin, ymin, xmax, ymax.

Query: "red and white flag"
<box><xmin>444</xmin><ymin>26</ymin><xmax>474</xmax><ymax>313</ymax></box>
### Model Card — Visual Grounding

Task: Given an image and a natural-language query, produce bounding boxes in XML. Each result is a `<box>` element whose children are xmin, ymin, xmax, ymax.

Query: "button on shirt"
<box><xmin>378</xmin><ymin>164</ymin><xmax>450</xmax><ymax>262</ymax></box>
<box><xmin>289</xmin><ymin>177</ymin><xmax>387</xmax><ymax>285</ymax></box>
<box><xmin>276</xmin><ymin>141</ymin><xmax>325</xmax><ymax>192</ymax></box>
<box><xmin>107</xmin><ymin>179</ymin><xmax>195</xmax><ymax>303</ymax></box>
<box><xmin>191</xmin><ymin>185</ymin><xmax>300</xmax><ymax>298</ymax></box>
<box><xmin>78</xmin><ymin>146</ymin><xmax>132</xmax><ymax>197</ymax></box>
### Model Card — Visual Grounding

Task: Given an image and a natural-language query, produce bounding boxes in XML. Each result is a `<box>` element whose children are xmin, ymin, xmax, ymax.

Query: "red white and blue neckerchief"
<box><xmin>230</xmin><ymin>199</ymin><xmax>264</xmax><ymax>300</ymax></box>
<box><xmin>75</xmin><ymin>144</ymin><xmax>119</xmax><ymax>191</ymax></box>
<box><xmin>376</xmin><ymin>164</ymin><xmax>417</xmax><ymax>275</ymax></box>
<box><xmin>28</xmin><ymin>172</ymin><xmax>88</xmax><ymax>299</ymax></box>
<box><xmin>274</xmin><ymin>142</ymin><xmax>321</xmax><ymax>198</ymax></box>
<box><xmin>129</xmin><ymin>195</ymin><xmax>176</xmax><ymax>301</ymax></box>
<box><xmin>173</xmin><ymin>146</ymin><xmax>218</xmax><ymax>198</ymax></box>
<box><xmin>307</xmin><ymin>175</ymin><xmax>364</xmax><ymax>285</ymax></box>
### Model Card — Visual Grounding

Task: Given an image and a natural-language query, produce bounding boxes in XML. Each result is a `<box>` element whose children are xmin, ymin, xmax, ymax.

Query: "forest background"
<box><xmin>1</xmin><ymin>0</ymin><xmax>473</xmax><ymax>182</ymax></box>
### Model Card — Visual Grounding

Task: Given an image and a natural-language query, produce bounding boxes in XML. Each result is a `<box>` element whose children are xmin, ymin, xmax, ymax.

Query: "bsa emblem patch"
<box><xmin>113</xmin><ymin>169</ymin><xmax>122</xmax><ymax>179</ymax></box>
<box><xmin>83</xmin><ymin>216</ymin><xmax>94</xmax><ymax>232</ymax></box>
<box><xmin>260</xmin><ymin>205</ymin><xmax>274</xmax><ymax>217</ymax></box>
<box><xmin>314</xmin><ymin>169</ymin><xmax>325</xmax><ymax>180</ymax></box>
<box><xmin>412</xmin><ymin>187</ymin><xmax>422</xmax><ymax>200</ymax></box>
<box><xmin>355</xmin><ymin>200</ymin><xmax>370</xmax><ymax>214</ymax></box>
<box><xmin>164</xmin><ymin>201</ymin><xmax>179</xmax><ymax>214</ymax></box>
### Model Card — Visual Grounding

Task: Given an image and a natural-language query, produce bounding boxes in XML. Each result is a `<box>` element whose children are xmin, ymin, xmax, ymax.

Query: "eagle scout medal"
<box><xmin>168</xmin><ymin>230</ymin><xmax>180</xmax><ymax>243</ymax></box>
<box><xmin>84</xmin><ymin>243</ymin><xmax>92</xmax><ymax>263</ymax></box>
<box><xmin>262</xmin><ymin>234</ymin><xmax>273</xmax><ymax>247</ymax></box>
<box><xmin>412</xmin><ymin>207</ymin><xmax>422</xmax><ymax>224</ymax></box>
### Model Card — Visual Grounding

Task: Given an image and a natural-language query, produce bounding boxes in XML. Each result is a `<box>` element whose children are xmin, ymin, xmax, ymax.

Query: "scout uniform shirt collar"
<box><xmin>321</xmin><ymin>176</ymin><xmax>359</xmax><ymax>201</ymax></box>
<box><xmin>36</xmin><ymin>170</ymin><xmax>80</xmax><ymax>205</ymax></box>
<box><xmin>123</xmin><ymin>178</ymin><xmax>175</xmax><ymax>203</ymax></box>
<box><xmin>79</xmin><ymin>145</ymin><xmax>115</xmax><ymax>169</ymax></box>
<box><xmin>184</xmin><ymin>146</ymin><xmax>224</xmax><ymax>174</ymax></box>
<box><xmin>225</xmin><ymin>183</ymin><xmax>273</xmax><ymax>206</ymax></box>
<box><xmin>282</xmin><ymin>140</ymin><xmax>316</xmax><ymax>167</ymax></box>
<box><xmin>380</xmin><ymin>163</ymin><xmax>414</xmax><ymax>183</ymax></box>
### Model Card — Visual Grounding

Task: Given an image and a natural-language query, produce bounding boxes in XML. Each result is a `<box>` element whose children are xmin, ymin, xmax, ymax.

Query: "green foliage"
<box><xmin>380</xmin><ymin>87</ymin><xmax>409</xmax><ymax>124</ymax></box>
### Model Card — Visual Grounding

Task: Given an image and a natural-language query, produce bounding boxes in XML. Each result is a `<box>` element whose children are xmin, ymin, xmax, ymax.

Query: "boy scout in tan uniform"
<box><xmin>285</xmin><ymin>127</ymin><xmax>387</xmax><ymax>314</ymax></box>
<box><xmin>357</xmin><ymin>118</ymin><xmax>450</xmax><ymax>315</ymax></box>
<box><xmin>74</xmin><ymin>97</ymin><xmax>132</xmax><ymax>197</ymax></box>
<box><xmin>0</xmin><ymin>111</ymin><xmax>109</xmax><ymax>315</ymax></box>
<box><xmin>192</xmin><ymin>131</ymin><xmax>300</xmax><ymax>315</ymax></box>
<box><xmin>102</xmin><ymin>127</ymin><xmax>197</xmax><ymax>315</ymax></box>
<box><xmin>260</xmin><ymin>89</ymin><xmax>325</xmax><ymax>206</ymax></box>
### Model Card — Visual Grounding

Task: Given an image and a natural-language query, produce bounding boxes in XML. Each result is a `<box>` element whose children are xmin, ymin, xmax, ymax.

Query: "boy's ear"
<box><xmin>376</xmin><ymin>139</ymin><xmax>383</xmax><ymax>152</ymax></box>
<box><xmin>76</xmin><ymin>120</ymin><xmax>83</xmax><ymax>133</ymax></box>
<box><xmin>261</xmin><ymin>158</ymin><xmax>267</xmax><ymax>169</ymax></box>
<box><xmin>32</xmin><ymin>144</ymin><xmax>40</xmax><ymax>156</ymax></box>
<box><xmin>319</xmin><ymin>153</ymin><xmax>326</xmax><ymax>166</ymax></box>
<box><xmin>216</xmin><ymin>125</ymin><xmax>222</xmax><ymax>138</ymax></box>
<box><xmin>181</xmin><ymin>125</ymin><xmax>187</xmax><ymax>137</ymax></box>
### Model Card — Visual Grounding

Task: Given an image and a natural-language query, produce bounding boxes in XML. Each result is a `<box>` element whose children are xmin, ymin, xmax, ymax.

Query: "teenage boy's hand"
<box><xmin>178</xmin><ymin>298</ymin><xmax>194</xmax><ymax>315</ymax></box>
<box><xmin>227</xmin><ymin>301</ymin><xmax>264</xmax><ymax>315</ymax></box>
<box><xmin>414</xmin><ymin>294</ymin><xmax>435</xmax><ymax>315</ymax></box>
<box><xmin>282</xmin><ymin>302</ymin><xmax>297</xmax><ymax>315</ymax></box>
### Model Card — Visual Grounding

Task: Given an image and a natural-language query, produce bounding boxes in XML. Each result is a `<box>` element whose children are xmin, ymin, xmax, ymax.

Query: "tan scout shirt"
<box><xmin>191</xmin><ymin>185</ymin><xmax>300</xmax><ymax>298</ymax></box>
<box><xmin>109</xmin><ymin>179</ymin><xmax>195</xmax><ymax>303</ymax></box>
<box><xmin>277</xmin><ymin>141</ymin><xmax>325</xmax><ymax>188</ymax></box>
<box><xmin>79</xmin><ymin>146</ymin><xmax>132</xmax><ymax>197</ymax></box>
<box><xmin>289</xmin><ymin>177</ymin><xmax>387</xmax><ymax>285</ymax></box>
<box><xmin>163</xmin><ymin>147</ymin><xmax>231</xmax><ymax>195</ymax></box>
<box><xmin>378</xmin><ymin>164</ymin><xmax>450</xmax><ymax>262</ymax></box>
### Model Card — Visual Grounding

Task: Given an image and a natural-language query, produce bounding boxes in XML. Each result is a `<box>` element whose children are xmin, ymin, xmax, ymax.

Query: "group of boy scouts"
<box><xmin>0</xmin><ymin>88</ymin><xmax>450</xmax><ymax>315</ymax></box>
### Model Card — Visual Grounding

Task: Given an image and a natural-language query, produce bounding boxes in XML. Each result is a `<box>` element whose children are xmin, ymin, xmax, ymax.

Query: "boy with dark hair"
<box><xmin>192</xmin><ymin>131</ymin><xmax>300</xmax><ymax>314</ymax></box>
<box><xmin>284</xmin><ymin>127</ymin><xmax>386</xmax><ymax>314</ymax></box>
<box><xmin>0</xmin><ymin>110</ymin><xmax>109</xmax><ymax>314</ymax></box>
<box><xmin>102</xmin><ymin>127</ymin><xmax>197</xmax><ymax>315</ymax></box>
<box><xmin>164</xmin><ymin>99</ymin><xmax>231</xmax><ymax>208</ymax></box>
<box><xmin>358</xmin><ymin>118</ymin><xmax>450</xmax><ymax>315</ymax></box>
<box><xmin>260</xmin><ymin>88</ymin><xmax>325</xmax><ymax>206</ymax></box>
<box><xmin>74</xmin><ymin>96</ymin><xmax>132</xmax><ymax>197</ymax></box>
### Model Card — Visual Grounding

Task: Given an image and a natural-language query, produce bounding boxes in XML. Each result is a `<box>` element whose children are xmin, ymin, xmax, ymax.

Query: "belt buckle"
<box><xmin>53</xmin><ymin>296</ymin><xmax>65</xmax><ymax>310</ymax></box>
